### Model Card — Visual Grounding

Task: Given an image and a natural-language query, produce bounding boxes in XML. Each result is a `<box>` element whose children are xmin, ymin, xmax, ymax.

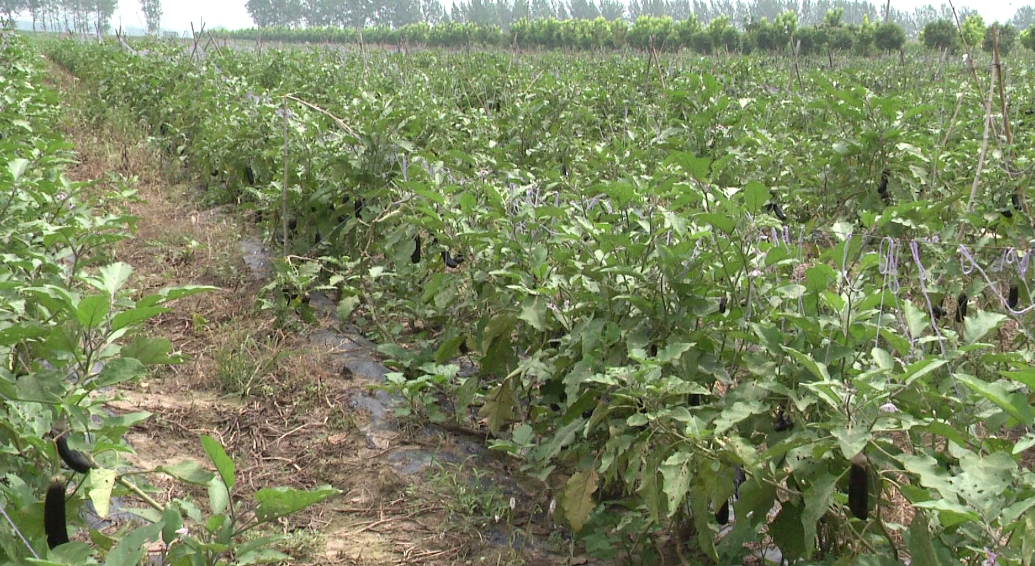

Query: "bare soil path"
<box><xmin>45</xmin><ymin>61</ymin><xmax>561</xmax><ymax>566</ymax></box>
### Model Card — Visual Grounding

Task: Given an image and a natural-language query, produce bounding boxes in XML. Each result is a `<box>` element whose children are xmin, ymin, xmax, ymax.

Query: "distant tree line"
<box><xmin>237</xmin><ymin>0</ymin><xmax>1032</xmax><ymax>41</ymax></box>
<box><xmin>216</xmin><ymin>8</ymin><xmax>903</xmax><ymax>54</ymax></box>
<box><xmin>1</xmin><ymin>0</ymin><xmax>118</xmax><ymax>34</ymax></box>
<box><xmin>216</xmin><ymin>6</ymin><xmax>1035</xmax><ymax>57</ymax></box>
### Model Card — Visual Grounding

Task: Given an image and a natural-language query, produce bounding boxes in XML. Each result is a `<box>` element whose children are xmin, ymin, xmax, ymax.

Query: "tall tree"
<box><xmin>568</xmin><ymin>0</ymin><xmax>598</xmax><ymax>19</ymax></box>
<box><xmin>1012</xmin><ymin>6</ymin><xmax>1035</xmax><ymax>30</ymax></box>
<box><xmin>343</xmin><ymin>0</ymin><xmax>375</xmax><ymax>28</ymax></box>
<box><xmin>303</xmin><ymin>0</ymin><xmax>339</xmax><ymax>25</ymax></box>
<box><xmin>512</xmin><ymin>0</ymin><xmax>529</xmax><ymax>20</ymax></box>
<box><xmin>419</xmin><ymin>0</ymin><xmax>446</xmax><ymax>23</ymax></box>
<box><xmin>495</xmin><ymin>0</ymin><xmax>515</xmax><ymax>28</ymax></box>
<box><xmin>691</xmin><ymin>0</ymin><xmax>712</xmax><ymax>22</ymax></box>
<box><xmin>923</xmin><ymin>18</ymin><xmax>958</xmax><ymax>51</ymax></box>
<box><xmin>139</xmin><ymin>0</ymin><xmax>162</xmax><ymax>33</ymax></box>
<box><xmin>627</xmin><ymin>0</ymin><xmax>666</xmax><ymax>19</ymax></box>
<box><xmin>458</xmin><ymin>0</ymin><xmax>493</xmax><ymax>23</ymax></box>
<box><xmin>246</xmin><ymin>0</ymin><xmax>276</xmax><ymax>27</ymax></box>
<box><xmin>0</xmin><ymin>0</ymin><xmax>25</xmax><ymax>24</ymax></box>
<box><xmin>528</xmin><ymin>0</ymin><xmax>553</xmax><ymax>19</ymax></box>
<box><xmin>667</xmin><ymin>0</ymin><xmax>690</xmax><ymax>20</ymax></box>
<box><xmin>983</xmin><ymin>22</ymin><xmax>1017</xmax><ymax>55</ymax></box>
<box><xmin>246</xmin><ymin>0</ymin><xmax>304</xmax><ymax>27</ymax></box>
<box><xmin>377</xmin><ymin>0</ymin><xmax>421</xmax><ymax>27</ymax></box>
<box><xmin>93</xmin><ymin>0</ymin><xmax>118</xmax><ymax>35</ymax></box>
<box><xmin>597</xmin><ymin>0</ymin><xmax>623</xmax><ymax>20</ymax></box>
<box><xmin>26</xmin><ymin>0</ymin><xmax>42</xmax><ymax>29</ymax></box>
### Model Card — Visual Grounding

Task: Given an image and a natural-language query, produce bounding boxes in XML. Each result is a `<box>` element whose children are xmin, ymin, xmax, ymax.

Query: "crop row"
<box><xmin>0</xmin><ymin>31</ymin><xmax>163</xmax><ymax>560</ymax></box>
<box><xmin>46</xmin><ymin>37</ymin><xmax>1035</xmax><ymax>564</ymax></box>
<box><xmin>0</xmin><ymin>33</ymin><xmax>340</xmax><ymax>564</ymax></box>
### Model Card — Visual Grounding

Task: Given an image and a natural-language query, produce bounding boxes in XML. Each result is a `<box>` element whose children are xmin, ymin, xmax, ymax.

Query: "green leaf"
<box><xmin>902</xmin><ymin>300</ymin><xmax>928</xmax><ymax>339</ymax></box>
<box><xmin>459</xmin><ymin>192</ymin><xmax>477</xmax><ymax>213</ymax></box>
<box><xmin>93</xmin><ymin>358</ymin><xmax>147</xmax><ymax>388</ymax></box>
<box><xmin>512</xmin><ymin>424</ymin><xmax>534</xmax><ymax>446</ymax></box>
<box><xmin>100</xmin><ymin>411</ymin><xmax>152</xmax><ymax>430</ymax></box>
<box><xmin>902</xmin><ymin>358</ymin><xmax>947</xmax><ymax>386</ymax></box>
<box><xmin>667</xmin><ymin>152</ymin><xmax>711</xmax><ymax>181</ymax></box>
<box><xmin>0</xmin><ymin>322</ymin><xmax>48</xmax><ymax>346</ymax></box>
<box><xmin>956</xmin><ymin>373</ymin><xmax>1034</xmax><ymax>426</ymax></box>
<box><xmin>1000</xmin><ymin>368</ymin><xmax>1035</xmax><ymax>389</ymax></box>
<box><xmin>434</xmin><ymin>334</ymin><xmax>465</xmax><ymax>364</ymax></box>
<box><xmin>336</xmin><ymin>295</ymin><xmax>361</xmax><ymax>322</ymax></box>
<box><xmin>871</xmin><ymin>347</ymin><xmax>893</xmax><ymax>370</ymax></box>
<box><xmin>908</xmin><ymin>513</ymin><xmax>942</xmax><ymax>566</ymax></box>
<box><xmin>562</xmin><ymin>470</ymin><xmax>598</xmax><ymax>533</ymax></box>
<box><xmin>1002</xmin><ymin>496</ymin><xmax>1035</xmax><ymax>525</ymax></box>
<box><xmin>802</xmin><ymin>473</ymin><xmax>838</xmax><ymax>556</ymax></box>
<box><xmin>237</xmin><ymin>549</ymin><xmax>291</xmax><ymax>565</ymax></box>
<box><xmin>804</xmin><ymin>265</ymin><xmax>835</xmax><ymax>294</ymax></box>
<box><xmin>743</xmin><ymin>180</ymin><xmax>769</xmax><ymax>213</ymax></box>
<box><xmin>517</xmin><ymin>297</ymin><xmax>546</xmax><ymax>331</ymax></box>
<box><xmin>122</xmin><ymin>336</ymin><xmax>177</xmax><ymax>365</ymax></box>
<box><xmin>105</xmin><ymin>522</ymin><xmax>164</xmax><ymax>566</ymax></box>
<box><xmin>161</xmin><ymin>505</ymin><xmax>183</xmax><ymax>546</ymax></box>
<box><xmin>96</xmin><ymin>263</ymin><xmax>134</xmax><ymax>298</ymax></box>
<box><xmin>205</xmin><ymin>514</ymin><xmax>227</xmax><ymax>536</ymax></box>
<box><xmin>627</xmin><ymin>413</ymin><xmax>648</xmax><ymax>427</ymax></box>
<box><xmin>88</xmin><ymin>468</ymin><xmax>117</xmax><ymax>519</ymax></box>
<box><xmin>832</xmin><ymin>427</ymin><xmax>871</xmax><ymax>460</ymax></box>
<box><xmin>915</xmin><ymin>420</ymin><xmax>967</xmax><ymax>450</ymax></box>
<box><xmin>784</xmin><ymin>348</ymin><xmax>831</xmax><ymax>381</ymax></box>
<box><xmin>8</xmin><ymin>158</ymin><xmax>29</xmax><ymax>181</ymax></box>
<box><xmin>77</xmin><ymin>294</ymin><xmax>111</xmax><ymax>330</ymax></box>
<box><xmin>208</xmin><ymin>476</ymin><xmax>229</xmax><ymax>515</ymax></box>
<box><xmin>200</xmin><ymin>435</ymin><xmax>235</xmax><ymax>490</ymax></box>
<box><xmin>455</xmin><ymin>376</ymin><xmax>479</xmax><ymax>420</ymax></box>
<box><xmin>637</xmin><ymin>460</ymin><xmax>663</xmax><ymax>523</ymax></box>
<box><xmin>254</xmin><ymin>486</ymin><xmax>341</xmax><ymax>523</ymax></box>
<box><xmin>769</xmin><ymin>499</ymin><xmax>806</xmax><ymax>562</ymax></box>
<box><xmin>963</xmin><ymin>311</ymin><xmax>1007</xmax><ymax>344</ymax></box>
<box><xmin>899</xmin><ymin>453</ymin><xmax>957</xmax><ymax>498</ymax></box>
<box><xmin>1024</xmin><ymin>516</ymin><xmax>1035</xmax><ymax>566</ymax></box>
<box><xmin>656</xmin><ymin>342</ymin><xmax>693</xmax><ymax>363</ymax></box>
<box><xmin>235</xmin><ymin>535</ymin><xmax>288</xmax><ymax>558</ymax></box>
<box><xmin>912</xmin><ymin>499</ymin><xmax>980</xmax><ymax>527</ymax></box>
<box><xmin>158</xmin><ymin>460</ymin><xmax>215</xmax><ymax>485</ymax></box>
<box><xmin>659</xmin><ymin>451</ymin><xmax>692</xmax><ymax>515</ymax></box>
<box><xmin>688</xmin><ymin>484</ymin><xmax>718</xmax><ymax>561</ymax></box>
<box><xmin>698</xmin><ymin>213</ymin><xmax>734</xmax><ymax>235</ymax></box>
<box><xmin>110</xmin><ymin>307</ymin><xmax>169</xmax><ymax>332</ymax></box>
<box><xmin>376</xmin><ymin>343</ymin><xmax>411</xmax><ymax>362</ymax></box>
<box><xmin>713</xmin><ymin>401</ymin><xmax>765</xmax><ymax>435</ymax></box>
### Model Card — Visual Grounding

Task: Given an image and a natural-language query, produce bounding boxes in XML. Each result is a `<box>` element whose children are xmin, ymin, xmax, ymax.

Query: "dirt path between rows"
<box><xmin>45</xmin><ymin>62</ymin><xmax>563</xmax><ymax>566</ymax></box>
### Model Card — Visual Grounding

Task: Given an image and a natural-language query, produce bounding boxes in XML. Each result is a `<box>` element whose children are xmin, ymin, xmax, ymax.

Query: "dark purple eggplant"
<box><xmin>56</xmin><ymin>434</ymin><xmax>94</xmax><ymax>474</ymax></box>
<box><xmin>45</xmin><ymin>481</ymin><xmax>69</xmax><ymax>549</ymax></box>
<box><xmin>848</xmin><ymin>454</ymin><xmax>869</xmax><ymax>521</ymax></box>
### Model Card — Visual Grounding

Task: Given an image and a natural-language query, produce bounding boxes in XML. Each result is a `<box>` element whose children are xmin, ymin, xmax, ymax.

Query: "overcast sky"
<box><xmin>110</xmin><ymin>0</ymin><xmax>1024</xmax><ymax>34</ymax></box>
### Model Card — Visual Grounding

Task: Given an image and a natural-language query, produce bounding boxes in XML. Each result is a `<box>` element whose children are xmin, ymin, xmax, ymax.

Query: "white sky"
<box><xmin>111</xmin><ymin>0</ymin><xmax>1025</xmax><ymax>33</ymax></box>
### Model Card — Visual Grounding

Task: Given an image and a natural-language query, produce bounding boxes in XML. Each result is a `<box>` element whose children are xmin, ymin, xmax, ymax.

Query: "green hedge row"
<box><xmin>212</xmin><ymin>14</ymin><xmax>907</xmax><ymax>55</ymax></box>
